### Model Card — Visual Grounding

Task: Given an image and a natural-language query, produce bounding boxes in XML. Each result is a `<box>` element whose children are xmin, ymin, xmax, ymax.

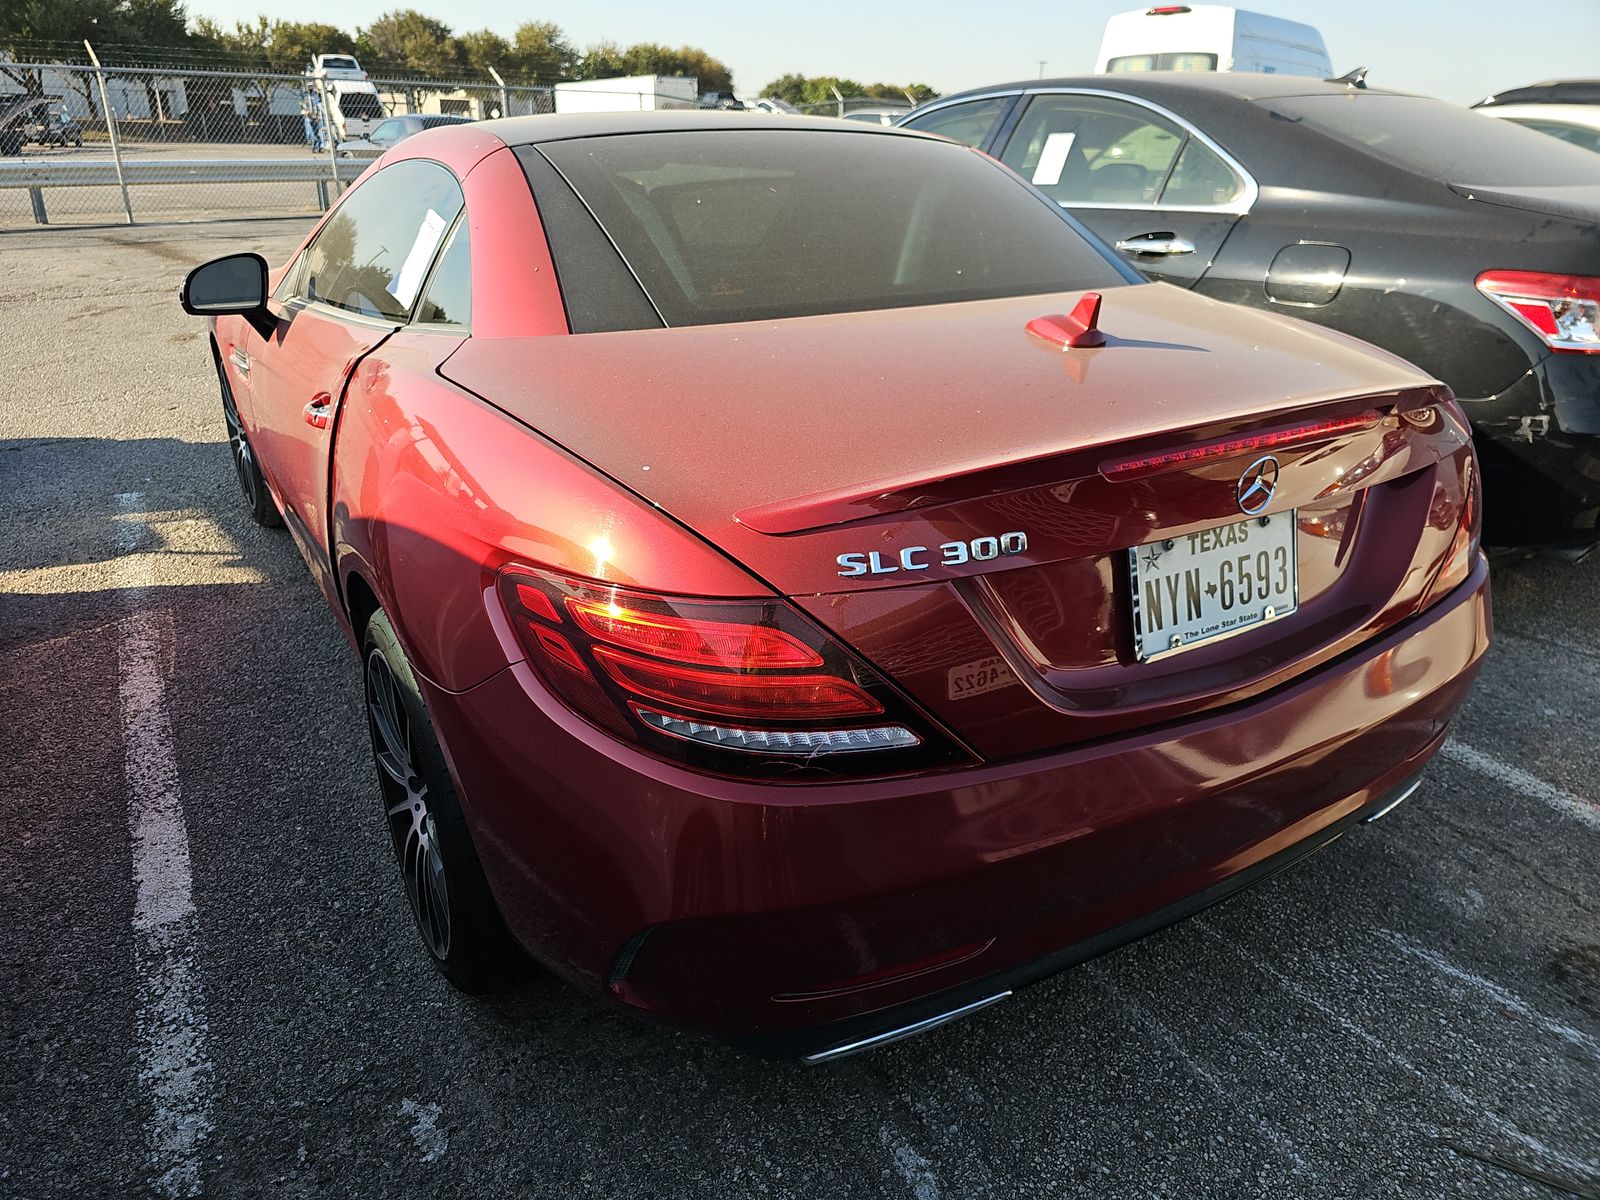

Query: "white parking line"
<box><xmin>1440</xmin><ymin>740</ymin><xmax>1600</xmax><ymax>833</ymax></box>
<box><xmin>1375</xmin><ymin>930</ymin><xmax>1600</xmax><ymax>1062</ymax></box>
<box><xmin>878</xmin><ymin>1126</ymin><xmax>942</xmax><ymax>1200</ymax></box>
<box><xmin>1105</xmin><ymin>980</ymin><xmax>1312</xmax><ymax>1176</ymax></box>
<box><xmin>399</xmin><ymin>1099</ymin><xmax>448</xmax><ymax>1164</ymax></box>
<box><xmin>115</xmin><ymin>492</ymin><xmax>214</xmax><ymax>1199</ymax></box>
<box><xmin>1198</xmin><ymin>923</ymin><xmax>1599</xmax><ymax>1183</ymax></box>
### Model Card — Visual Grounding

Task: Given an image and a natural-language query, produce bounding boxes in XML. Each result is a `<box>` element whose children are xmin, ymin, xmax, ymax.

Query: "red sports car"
<box><xmin>181</xmin><ymin>113</ymin><xmax>1490</xmax><ymax>1061</ymax></box>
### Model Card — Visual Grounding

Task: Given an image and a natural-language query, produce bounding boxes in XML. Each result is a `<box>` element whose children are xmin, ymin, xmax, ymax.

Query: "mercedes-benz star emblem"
<box><xmin>1236</xmin><ymin>455</ymin><xmax>1280</xmax><ymax>516</ymax></box>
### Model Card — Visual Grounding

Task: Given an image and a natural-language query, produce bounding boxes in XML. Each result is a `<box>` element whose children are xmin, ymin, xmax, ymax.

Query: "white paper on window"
<box><xmin>1031</xmin><ymin>132</ymin><xmax>1078</xmax><ymax>187</ymax></box>
<box><xmin>387</xmin><ymin>208</ymin><xmax>450</xmax><ymax>309</ymax></box>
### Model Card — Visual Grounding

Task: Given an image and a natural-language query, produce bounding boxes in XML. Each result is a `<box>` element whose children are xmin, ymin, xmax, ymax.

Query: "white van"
<box><xmin>1095</xmin><ymin>6</ymin><xmax>1332</xmax><ymax>78</ymax></box>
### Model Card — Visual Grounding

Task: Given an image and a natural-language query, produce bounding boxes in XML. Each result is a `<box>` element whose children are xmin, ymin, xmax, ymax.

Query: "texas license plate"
<box><xmin>1128</xmin><ymin>513</ymin><xmax>1298</xmax><ymax>661</ymax></box>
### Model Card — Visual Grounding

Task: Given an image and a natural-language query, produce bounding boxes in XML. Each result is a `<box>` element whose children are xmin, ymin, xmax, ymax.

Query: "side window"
<box><xmin>1520</xmin><ymin>120</ymin><xmax>1600</xmax><ymax>154</ymax></box>
<box><xmin>1000</xmin><ymin>94</ymin><xmax>1186</xmax><ymax>207</ymax></box>
<box><xmin>1159</xmin><ymin>137</ymin><xmax>1244</xmax><ymax>207</ymax></box>
<box><xmin>414</xmin><ymin>220</ymin><xmax>470</xmax><ymax>327</ymax></box>
<box><xmin>902</xmin><ymin>96</ymin><xmax>1012</xmax><ymax>148</ymax></box>
<box><xmin>273</xmin><ymin>251</ymin><xmax>307</xmax><ymax>302</ymax></box>
<box><xmin>371</xmin><ymin>119</ymin><xmax>402</xmax><ymax>141</ymax></box>
<box><xmin>299</xmin><ymin>159</ymin><xmax>464</xmax><ymax>319</ymax></box>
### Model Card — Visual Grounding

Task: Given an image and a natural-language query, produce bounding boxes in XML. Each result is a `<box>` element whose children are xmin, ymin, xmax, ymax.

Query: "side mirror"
<box><xmin>180</xmin><ymin>253</ymin><xmax>272</xmax><ymax>335</ymax></box>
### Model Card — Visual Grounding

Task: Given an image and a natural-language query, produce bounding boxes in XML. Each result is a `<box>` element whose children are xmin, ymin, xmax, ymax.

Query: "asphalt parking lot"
<box><xmin>2</xmin><ymin>221</ymin><xmax>1597</xmax><ymax>1200</ymax></box>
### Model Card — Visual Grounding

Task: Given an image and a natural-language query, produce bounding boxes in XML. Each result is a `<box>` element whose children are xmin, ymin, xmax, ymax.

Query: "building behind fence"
<box><xmin>0</xmin><ymin>52</ymin><xmax>713</xmax><ymax>228</ymax></box>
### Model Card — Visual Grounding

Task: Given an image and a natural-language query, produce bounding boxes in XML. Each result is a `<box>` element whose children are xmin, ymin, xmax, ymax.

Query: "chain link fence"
<box><xmin>0</xmin><ymin>58</ymin><xmax>567</xmax><ymax>228</ymax></box>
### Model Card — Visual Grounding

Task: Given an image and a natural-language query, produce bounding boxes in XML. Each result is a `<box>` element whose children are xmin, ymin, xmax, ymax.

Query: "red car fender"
<box><xmin>320</xmin><ymin>135</ymin><xmax>741</xmax><ymax>688</ymax></box>
<box><xmin>330</xmin><ymin>338</ymin><xmax>767</xmax><ymax>692</ymax></box>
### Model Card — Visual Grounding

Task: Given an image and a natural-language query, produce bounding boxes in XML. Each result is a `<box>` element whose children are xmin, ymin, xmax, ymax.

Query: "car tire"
<box><xmin>362</xmin><ymin>609</ymin><xmax>525</xmax><ymax>994</ymax></box>
<box><xmin>212</xmin><ymin>340</ymin><xmax>282</xmax><ymax>528</ymax></box>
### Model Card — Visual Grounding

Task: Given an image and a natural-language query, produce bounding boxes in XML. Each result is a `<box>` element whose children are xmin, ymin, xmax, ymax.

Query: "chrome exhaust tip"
<box><xmin>803</xmin><ymin>991</ymin><xmax>1012</xmax><ymax>1064</ymax></box>
<box><xmin>1363</xmin><ymin>778</ymin><xmax>1423</xmax><ymax>823</ymax></box>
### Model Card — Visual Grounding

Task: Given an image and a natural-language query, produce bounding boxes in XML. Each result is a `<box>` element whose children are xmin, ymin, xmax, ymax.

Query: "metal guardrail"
<box><xmin>0</xmin><ymin>157</ymin><xmax>366</xmax><ymax>186</ymax></box>
<box><xmin>0</xmin><ymin>156</ymin><xmax>366</xmax><ymax>225</ymax></box>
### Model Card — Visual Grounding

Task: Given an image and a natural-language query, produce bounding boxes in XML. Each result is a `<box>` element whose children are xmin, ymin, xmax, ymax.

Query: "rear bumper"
<box><xmin>426</xmin><ymin>558</ymin><xmax>1491</xmax><ymax>1052</ymax></box>
<box><xmin>772</xmin><ymin>765</ymin><xmax>1428</xmax><ymax>1063</ymax></box>
<box><xmin>1466</xmin><ymin>356</ymin><xmax>1600</xmax><ymax>547</ymax></box>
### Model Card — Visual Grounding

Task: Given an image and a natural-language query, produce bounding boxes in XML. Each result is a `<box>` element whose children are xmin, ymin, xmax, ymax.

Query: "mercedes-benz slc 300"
<box><xmin>181</xmin><ymin>114</ymin><xmax>1490</xmax><ymax>1062</ymax></box>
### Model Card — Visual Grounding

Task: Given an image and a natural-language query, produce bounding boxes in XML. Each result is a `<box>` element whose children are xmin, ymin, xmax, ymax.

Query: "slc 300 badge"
<box><xmin>837</xmin><ymin>531</ymin><xmax>1029</xmax><ymax>578</ymax></box>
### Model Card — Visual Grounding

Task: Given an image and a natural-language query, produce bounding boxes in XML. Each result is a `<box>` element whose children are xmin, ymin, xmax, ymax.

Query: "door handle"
<box><xmin>303</xmin><ymin>392</ymin><xmax>333</xmax><ymax>429</ymax></box>
<box><xmin>1114</xmin><ymin>233</ymin><xmax>1197</xmax><ymax>257</ymax></box>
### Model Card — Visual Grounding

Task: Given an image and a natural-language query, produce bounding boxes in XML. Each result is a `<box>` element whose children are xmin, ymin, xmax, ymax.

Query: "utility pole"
<box><xmin>316</xmin><ymin>75</ymin><xmax>341</xmax><ymax>202</ymax></box>
<box><xmin>487</xmin><ymin>65</ymin><xmax>510</xmax><ymax>120</ymax></box>
<box><xmin>1038</xmin><ymin>60</ymin><xmax>1048</xmax><ymax>79</ymax></box>
<box><xmin>83</xmin><ymin>40</ymin><xmax>133</xmax><ymax>225</ymax></box>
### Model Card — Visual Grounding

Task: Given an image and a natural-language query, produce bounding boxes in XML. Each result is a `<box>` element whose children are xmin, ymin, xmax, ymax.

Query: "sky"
<box><xmin>180</xmin><ymin>0</ymin><xmax>1600</xmax><ymax>104</ymax></box>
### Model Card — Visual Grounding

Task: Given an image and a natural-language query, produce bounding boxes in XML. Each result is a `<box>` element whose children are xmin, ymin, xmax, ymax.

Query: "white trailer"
<box><xmin>554</xmin><ymin>75</ymin><xmax>698</xmax><ymax>114</ymax></box>
<box><xmin>1095</xmin><ymin>6</ymin><xmax>1332</xmax><ymax>78</ymax></box>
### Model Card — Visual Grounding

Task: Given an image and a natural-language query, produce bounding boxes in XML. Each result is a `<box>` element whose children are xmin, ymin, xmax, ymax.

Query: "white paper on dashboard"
<box><xmin>387</xmin><ymin>208</ymin><xmax>449</xmax><ymax>309</ymax></box>
<box><xmin>1031</xmin><ymin>132</ymin><xmax>1077</xmax><ymax>186</ymax></box>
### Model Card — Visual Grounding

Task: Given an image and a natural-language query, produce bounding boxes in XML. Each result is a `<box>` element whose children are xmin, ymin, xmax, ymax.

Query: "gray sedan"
<box><xmin>336</xmin><ymin>113</ymin><xmax>473</xmax><ymax>158</ymax></box>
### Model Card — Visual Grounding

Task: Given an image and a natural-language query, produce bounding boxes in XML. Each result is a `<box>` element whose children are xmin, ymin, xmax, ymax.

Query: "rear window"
<box><xmin>533</xmin><ymin>129</ymin><xmax>1126</xmax><ymax>328</ymax></box>
<box><xmin>1267</xmin><ymin>94</ymin><xmax>1600</xmax><ymax>186</ymax></box>
<box><xmin>338</xmin><ymin>93</ymin><xmax>384</xmax><ymax>119</ymax></box>
<box><xmin>1507</xmin><ymin>118</ymin><xmax>1600</xmax><ymax>155</ymax></box>
<box><xmin>1107</xmin><ymin>53</ymin><xmax>1218</xmax><ymax>72</ymax></box>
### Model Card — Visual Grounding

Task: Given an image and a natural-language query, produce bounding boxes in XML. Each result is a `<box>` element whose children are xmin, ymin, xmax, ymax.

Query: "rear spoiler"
<box><xmin>736</xmin><ymin>388</ymin><xmax>1439</xmax><ymax>535</ymax></box>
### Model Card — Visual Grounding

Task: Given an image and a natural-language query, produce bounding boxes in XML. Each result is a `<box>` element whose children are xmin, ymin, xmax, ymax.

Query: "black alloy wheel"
<box><xmin>367</xmin><ymin>646</ymin><xmax>453</xmax><ymax>959</ymax></box>
<box><xmin>213</xmin><ymin>342</ymin><xmax>282</xmax><ymax>528</ymax></box>
<box><xmin>361</xmin><ymin>610</ymin><xmax>524</xmax><ymax>993</ymax></box>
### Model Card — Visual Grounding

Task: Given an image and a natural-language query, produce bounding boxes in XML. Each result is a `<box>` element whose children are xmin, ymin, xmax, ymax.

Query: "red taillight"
<box><xmin>1147</xmin><ymin>5</ymin><xmax>1192</xmax><ymax>12</ymax></box>
<box><xmin>514</xmin><ymin>582</ymin><xmax>561</xmax><ymax>623</ymax></box>
<box><xmin>1101</xmin><ymin>410</ymin><xmax>1382</xmax><ymax>480</ymax></box>
<box><xmin>593</xmin><ymin>647</ymin><xmax>882</xmax><ymax>720</ymax></box>
<box><xmin>497</xmin><ymin>566</ymin><xmax>960</xmax><ymax>775</ymax></box>
<box><xmin>531</xmin><ymin>625</ymin><xmax>586</xmax><ymax>674</ymax></box>
<box><xmin>1476</xmin><ymin>270</ymin><xmax>1600</xmax><ymax>353</ymax></box>
<box><xmin>565</xmin><ymin>596</ymin><xmax>823</xmax><ymax>669</ymax></box>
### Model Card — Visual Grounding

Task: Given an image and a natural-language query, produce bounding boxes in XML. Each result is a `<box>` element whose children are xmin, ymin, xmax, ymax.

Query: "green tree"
<box><xmin>507</xmin><ymin>20</ymin><xmax>576</xmax><ymax>82</ymax></box>
<box><xmin>459</xmin><ymin>28</ymin><xmax>510</xmax><ymax>76</ymax></box>
<box><xmin>192</xmin><ymin>17</ymin><xmax>358</xmax><ymax>71</ymax></box>
<box><xmin>573</xmin><ymin>41</ymin><xmax>732</xmax><ymax>93</ymax></box>
<box><xmin>188</xmin><ymin>15</ymin><xmax>257</xmax><ymax>57</ymax></box>
<box><xmin>265</xmin><ymin>21</ymin><xmax>357</xmax><ymax>73</ymax></box>
<box><xmin>575</xmin><ymin>39</ymin><xmax>626</xmax><ymax>80</ymax></box>
<box><xmin>867</xmin><ymin>81</ymin><xmax>937</xmax><ymax>105</ymax></box>
<box><xmin>759</xmin><ymin>73</ymin><xmax>810</xmax><ymax>106</ymax></box>
<box><xmin>761</xmin><ymin>73</ymin><xmax>939</xmax><ymax>109</ymax></box>
<box><xmin>356</xmin><ymin>9</ymin><xmax>462</xmax><ymax>75</ymax></box>
<box><xmin>612</xmin><ymin>42</ymin><xmax>732</xmax><ymax>93</ymax></box>
<box><xmin>2</xmin><ymin>0</ymin><xmax>192</xmax><ymax>49</ymax></box>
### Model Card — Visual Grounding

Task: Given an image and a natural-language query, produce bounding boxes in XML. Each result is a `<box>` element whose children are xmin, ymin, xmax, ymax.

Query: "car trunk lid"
<box><xmin>442</xmin><ymin>282</ymin><xmax>1473</xmax><ymax>756</ymax></box>
<box><xmin>1448</xmin><ymin>181</ymin><xmax>1600</xmax><ymax>224</ymax></box>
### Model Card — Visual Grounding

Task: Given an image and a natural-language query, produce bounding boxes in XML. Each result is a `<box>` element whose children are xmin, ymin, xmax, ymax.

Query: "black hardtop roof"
<box><xmin>929</xmin><ymin>71</ymin><xmax>1419</xmax><ymax>106</ymax></box>
<box><xmin>478</xmin><ymin>110</ymin><xmax>940</xmax><ymax>147</ymax></box>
